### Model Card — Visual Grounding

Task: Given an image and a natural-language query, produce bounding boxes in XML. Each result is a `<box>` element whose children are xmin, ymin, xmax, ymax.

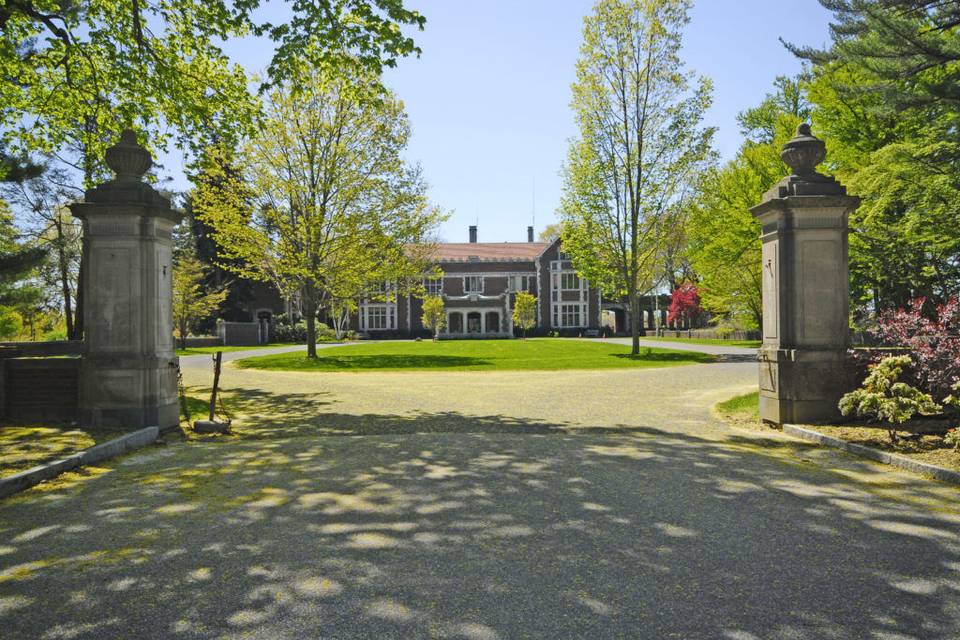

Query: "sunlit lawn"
<box><xmin>234</xmin><ymin>338</ymin><xmax>715</xmax><ymax>373</ymax></box>
<box><xmin>715</xmin><ymin>391</ymin><xmax>761</xmax><ymax>424</ymax></box>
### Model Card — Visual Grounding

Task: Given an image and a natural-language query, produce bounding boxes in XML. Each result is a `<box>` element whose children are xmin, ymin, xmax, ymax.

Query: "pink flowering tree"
<box><xmin>869</xmin><ymin>297</ymin><xmax>960</xmax><ymax>401</ymax></box>
<box><xmin>667</xmin><ymin>283</ymin><xmax>703</xmax><ymax>329</ymax></box>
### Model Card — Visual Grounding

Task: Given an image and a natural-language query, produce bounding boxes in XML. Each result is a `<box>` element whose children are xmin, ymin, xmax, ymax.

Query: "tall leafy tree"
<box><xmin>790</xmin><ymin>0</ymin><xmax>960</xmax><ymax>315</ymax></box>
<box><xmin>559</xmin><ymin>0</ymin><xmax>714</xmax><ymax>354</ymax></box>
<box><xmin>512</xmin><ymin>292</ymin><xmax>537</xmax><ymax>339</ymax></box>
<box><xmin>172</xmin><ymin>254</ymin><xmax>230</xmax><ymax>350</ymax></box>
<box><xmin>194</xmin><ymin>64</ymin><xmax>444</xmax><ymax>358</ymax></box>
<box><xmin>686</xmin><ymin>77</ymin><xmax>809</xmax><ymax>329</ymax></box>
<box><xmin>3</xmin><ymin>168</ymin><xmax>83</xmax><ymax>338</ymax></box>
<box><xmin>421</xmin><ymin>295</ymin><xmax>446</xmax><ymax>340</ymax></box>
<box><xmin>0</xmin><ymin>206</ymin><xmax>43</xmax><ymax>339</ymax></box>
<box><xmin>0</xmin><ymin>1</ymin><xmax>426</xmax><ymax>181</ymax></box>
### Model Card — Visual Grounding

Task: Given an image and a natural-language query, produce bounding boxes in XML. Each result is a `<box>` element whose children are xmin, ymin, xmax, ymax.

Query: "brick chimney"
<box><xmin>527</xmin><ymin>226</ymin><xmax>534</xmax><ymax>242</ymax></box>
<box><xmin>469</xmin><ymin>225</ymin><xmax>478</xmax><ymax>243</ymax></box>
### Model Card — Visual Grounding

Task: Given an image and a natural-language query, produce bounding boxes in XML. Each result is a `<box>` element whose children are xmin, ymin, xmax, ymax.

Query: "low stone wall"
<box><xmin>657</xmin><ymin>329</ymin><xmax>761</xmax><ymax>341</ymax></box>
<box><xmin>1</xmin><ymin>357</ymin><xmax>81</xmax><ymax>422</ymax></box>
<box><xmin>217</xmin><ymin>321</ymin><xmax>263</xmax><ymax>346</ymax></box>
<box><xmin>0</xmin><ymin>340</ymin><xmax>83</xmax><ymax>358</ymax></box>
<box><xmin>184</xmin><ymin>336</ymin><xmax>222</xmax><ymax>348</ymax></box>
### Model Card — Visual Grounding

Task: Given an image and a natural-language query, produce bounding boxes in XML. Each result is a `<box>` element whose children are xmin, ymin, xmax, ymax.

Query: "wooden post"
<box><xmin>209</xmin><ymin>351</ymin><xmax>222</xmax><ymax>421</ymax></box>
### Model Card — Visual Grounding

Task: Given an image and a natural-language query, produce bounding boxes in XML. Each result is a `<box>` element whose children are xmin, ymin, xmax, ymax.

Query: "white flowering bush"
<box><xmin>839</xmin><ymin>356</ymin><xmax>941</xmax><ymax>426</ymax></box>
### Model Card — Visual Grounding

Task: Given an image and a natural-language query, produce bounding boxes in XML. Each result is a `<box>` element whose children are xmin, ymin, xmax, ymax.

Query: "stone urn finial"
<box><xmin>780</xmin><ymin>123</ymin><xmax>826</xmax><ymax>177</ymax></box>
<box><xmin>105</xmin><ymin>129</ymin><xmax>152</xmax><ymax>182</ymax></box>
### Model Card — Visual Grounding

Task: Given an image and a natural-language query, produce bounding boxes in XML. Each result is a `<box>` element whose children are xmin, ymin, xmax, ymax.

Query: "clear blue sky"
<box><xmin>160</xmin><ymin>0</ymin><xmax>835</xmax><ymax>243</ymax></box>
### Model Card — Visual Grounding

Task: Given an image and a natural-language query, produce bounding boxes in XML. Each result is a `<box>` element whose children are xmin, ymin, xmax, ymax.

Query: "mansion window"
<box><xmin>509</xmin><ymin>275</ymin><xmax>534</xmax><ymax>292</ymax></box>
<box><xmin>464</xmin><ymin>275</ymin><xmax>484</xmax><ymax>294</ymax></box>
<box><xmin>424</xmin><ymin>277</ymin><xmax>443</xmax><ymax>296</ymax></box>
<box><xmin>553</xmin><ymin>303</ymin><xmax>586</xmax><ymax>328</ymax></box>
<box><xmin>551</xmin><ymin>269</ymin><xmax>587</xmax><ymax>302</ymax></box>
<box><xmin>362</xmin><ymin>304</ymin><xmax>396</xmax><ymax>331</ymax></box>
<box><xmin>367</xmin><ymin>281</ymin><xmax>393</xmax><ymax>301</ymax></box>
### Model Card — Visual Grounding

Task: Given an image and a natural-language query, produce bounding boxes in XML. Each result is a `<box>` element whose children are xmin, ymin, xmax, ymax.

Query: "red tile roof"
<box><xmin>430</xmin><ymin>242</ymin><xmax>551</xmax><ymax>262</ymax></box>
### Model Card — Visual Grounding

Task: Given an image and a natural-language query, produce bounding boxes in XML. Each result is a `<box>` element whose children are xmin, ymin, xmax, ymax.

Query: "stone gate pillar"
<box><xmin>749</xmin><ymin>124</ymin><xmax>860</xmax><ymax>425</ymax></box>
<box><xmin>70</xmin><ymin>130</ymin><xmax>181</xmax><ymax>430</ymax></box>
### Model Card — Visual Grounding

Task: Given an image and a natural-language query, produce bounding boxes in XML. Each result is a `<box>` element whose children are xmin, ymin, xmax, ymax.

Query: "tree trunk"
<box><xmin>71</xmin><ymin>238</ymin><xmax>86</xmax><ymax>340</ymax></box>
<box><xmin>304</xmin><ymin>295</ymin><xmax>317</xmax><ymax>358</ymax></box>
<box><xmin>58</xmin><ymin>242</ymin><xmax>74</xmax><ymax>339</ymax></box>
<box><xmin>630</xmin><ymin>289</ymin><xmax>641</xmax><ymax>355</ymax></box>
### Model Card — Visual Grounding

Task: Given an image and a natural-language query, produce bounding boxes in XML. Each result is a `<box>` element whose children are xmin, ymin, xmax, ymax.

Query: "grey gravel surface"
<box><xmin>2</xmin><ymin>354</ymin><xmax>959</xmax><ymax>639</ymax></box>
<box><xmin>177</xmin><ymin>344</ymin><xmax>311</xmax><ymax>370</ymax></box>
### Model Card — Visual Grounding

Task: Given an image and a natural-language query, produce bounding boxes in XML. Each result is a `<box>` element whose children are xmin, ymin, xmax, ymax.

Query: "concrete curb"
<box><xmin>783</xmin><ymin>424</ymin><xmax>960</xmax><ymax>486</ymax></box>
<box><xmin>0</xmin><ymin>426</ymin><xmax>159</xmax><ymax>499</ymax></box>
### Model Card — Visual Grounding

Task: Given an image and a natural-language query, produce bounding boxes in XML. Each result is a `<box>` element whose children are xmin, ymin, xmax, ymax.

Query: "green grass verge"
<box><xmin>0</xmin><ymin>425</ymin><xmax>116</xmax><ymax>478</ymax></box>
<box><xmin>715</xmin><ymin>391</ymin><xmax>760</xmax><ymax>423</ymax></box>
<box><xmin>176</xmin><ymin>343</ymin><xmax>302</xmax><ymax>356</ymax></box>
<box><xmin>179</xmin><ymin>394</ymin><xmax>211</xmax><ymax>422</ymax></box>
<box><xmin>234</xmin><ymin>338</ymin><xmax>715</xmax><ymax>373</ymax></box>
<box><xmin>639</xmin><ymin>336</ymin><xmax>762</xmax><ymax>349</ymax></box>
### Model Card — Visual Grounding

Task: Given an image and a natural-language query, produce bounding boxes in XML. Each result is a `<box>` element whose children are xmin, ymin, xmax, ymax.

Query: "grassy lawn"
<box><xmin>234</xmin><ymin>338</ymin><xmax>716</xmax><ymax>373</ymax></box>
<box><xmin>175</xmin><ymin>343</ymin><xmax>301</xmax><ymax>356</ymax></box>
<box><xmin>0</xmin><ymin>424</ymin><xmax>118</xmax><ymax>479</ymax></box>
<box><xmin>639</xmin><ymin>336</ymin><xmax>762</xmax><ymax>349</ymax></box>
<box><xmin>715</xmin><ymin>391</ymin><xmax>761</xmax><ymax>425</ymax></box>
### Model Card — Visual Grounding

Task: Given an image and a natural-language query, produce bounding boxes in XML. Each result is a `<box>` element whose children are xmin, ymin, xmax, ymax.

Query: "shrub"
<box><xmin>868</xmin><ymin>297</ymin><xmax>960</xmax><ymax>400</ymax></box>
<box><xmin>715</xmin><ymin>326</ymin><xmax>734</xmax><ymax>339</ymax></box>
<box><xmin>272</xmin><ymin>317</ymin><xmax>308</xmax><ymax>343</ymax></box>
<box><xmin>42</xmin><ymin>328</ymin><xmax>68</xmax><ymax>341</ymax></box>
<box><xmin>839</xmin><ymin>356</ymin><xmax>941</xmax><ymax>429</ymax></box>
<box><xmin>315</xmin><ymin>324</ymin><xmax>338</xmax><ymax>343</ymax></box>
<box><xmin>271</xmin><ymin>315</ymin><xmax>341</xmax><ymax>344</ymax></box>
<box><xmin>945</xmin><ymin>429</ymin><xmax>960</xmax><ymax>451</ymax></box>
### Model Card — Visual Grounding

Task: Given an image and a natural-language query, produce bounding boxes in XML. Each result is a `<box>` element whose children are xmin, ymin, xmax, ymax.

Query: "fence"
<box><xmin>0</xmin><ymin>341</ymin><xmax>83</xmax><ymax>422</ymax></box>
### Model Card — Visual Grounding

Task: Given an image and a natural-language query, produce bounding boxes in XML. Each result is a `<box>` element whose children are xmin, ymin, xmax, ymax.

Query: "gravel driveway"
<box><xmin>1</xmin><ymin>347</ymin><xmax>958</xmax><ymax>639</ymax></box>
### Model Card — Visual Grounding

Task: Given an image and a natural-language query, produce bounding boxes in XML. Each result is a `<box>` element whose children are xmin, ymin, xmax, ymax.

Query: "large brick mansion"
<box><xmin>353</xmin><ymin>226</ymin><xmax>602</xmax><ymax>338</ymax></box>
<box><xmin>230</xmin><ymin>225</ymin><xmax>675</xmax><ymax>342</ymax></box>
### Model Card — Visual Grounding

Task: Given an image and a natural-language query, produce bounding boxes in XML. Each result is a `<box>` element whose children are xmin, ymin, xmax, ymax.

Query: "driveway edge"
<box><xmin>783</xmin><ymin>423</ymin><xmax>960</xmax><ymax>485</ymax></box>
<box><xmin>0</xmin><ymin>426</ymin><xmax>159</xmax><ymax>499</ymax></box>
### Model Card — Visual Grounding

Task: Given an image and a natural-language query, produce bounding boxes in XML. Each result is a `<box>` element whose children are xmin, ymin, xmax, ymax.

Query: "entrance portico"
<box><xmin>446</xmin><ymin>307</ymin><xmax>505</xmax><ymax>336</ymax></box>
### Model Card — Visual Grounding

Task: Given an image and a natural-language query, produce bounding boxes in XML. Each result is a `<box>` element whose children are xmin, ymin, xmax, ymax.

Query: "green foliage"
<box><xmin>559</xmin><ymin>0</ymin><xmax>714</xmax><ymax>354</ymax></box>
<box><xmin>945</xmin><ymin>429</ymin><xmax>960</xmax><ymax>452</ymax></box>
<box><xmin>792</xmin><ymin>2</ymin><xmax>960</xmax><ymax>314</ymax></box>
<box><xmin>538</xmin><ymin>224</ymin><xmax>562</xmax><ymax>242</ymax></box>
<box><xmin>687</xmin><ymin>77</ymin><xmax>808</xmax><ymax>329</ymax></box>
<box><xmin>839</xmin><ymin>356</ymin><xmax>941</xmax><ymax>425</ymax></box>
<box><xmin>421</xmin><ymin>296</ymin><xmax>446</xmax><ymax>339</ymax></box>
<box><xmin>0</xmin><ymin>305</ymin><xmax>21</xmax><ymax>340</ymax></box>
<box><xmin>0</xmin><ymin>205</ymin><xmax>44</xmax><ymax>337</ymax></box>
<box><xmin>3</xmin><ymin>168</ymin><xmax>84</xmax><ymax>338</ymax></box>
<box><xmin>194</xmin><ymin>66</ymin><xmax>445</xmax><ymax>357</ymax></box>
<box><xmin>0</xmin><ymin>1</ymin><xmax>425</xmax><ymax>180</ymax></box>
<box><xmin>715</xmin><ymin>391</ymin><xmax>760</xmax><ymax>423</ymax></box>
<box><xmin>172</xmin><ymin>255</ymin><xmax>230</xmax><ymax>349</ymax></box>
<box><xmin>512</xmin><ymin>292</ymin><xmax>537</xmax><ymax>338</ymax></box>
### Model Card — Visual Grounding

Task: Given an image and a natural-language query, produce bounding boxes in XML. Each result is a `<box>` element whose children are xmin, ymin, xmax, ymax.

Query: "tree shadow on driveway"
<box><xmin>1</xmin><ymin>396</ymin><xmax>959</xmax><ymax>639</ymax></box>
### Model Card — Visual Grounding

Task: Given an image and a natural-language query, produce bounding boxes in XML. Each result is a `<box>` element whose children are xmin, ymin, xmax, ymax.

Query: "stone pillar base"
<box><xmin>758</xmin><ymin>347</ymin><xmax>856</xmax><ymax>425</ymax></box>
<box><xmin>80</xmin><ymin>358</ymin><xmax>180</xmax><ymax>431</ymax></box>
